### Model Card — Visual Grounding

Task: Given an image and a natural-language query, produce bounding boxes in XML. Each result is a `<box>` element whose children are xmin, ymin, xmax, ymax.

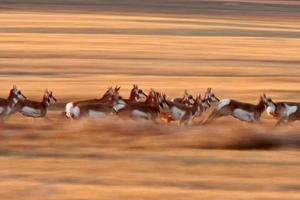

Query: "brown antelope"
<box><xmin>70</xmin><ymin>88</ymin><xmax>122</xmax><ymax>118</ymax></box>
<box><xmin>0</xmin><ymin>85</ymin><xmax>26</xmax><ymax>117</ymax></box>
<box><xmin>263</xmin><ymin>94</ymin><xmax>300</xmax><ymax>126</ymax></box>
<box><xmin>163</xmin><ymin>88</ymin><xmax>219</xmax><ymax>123</ymax></box>
<box><xmin>16</xmin><ymin>89</ymin><xmax>57</xmax><ymax>118</ymax></box>
<box><xmin>112</xmin><ymin>84</ymin><xmax>147</xmax><ymax>112</ymax></box>
<box><xmin>160</xmin><ymin>94</ymin><xmax>203</xmax><ymax>125</ymax></box>
<box><xmin>204</xmin><ymin>96</ymin><xmax>265</xmax><ymax>124</ymax></box>
<box><xmin>65</xmin><ymin>86</ymin><xmax>119</xmax><ymax>118</ymax></box>
<box><xmin>172</xmin><ymin>90</ymin><xmax>195</xmax><ymax>106</ymax></box>
<box><xmin>115</xmin><ymin>88</ymin><xmax>160</xmax><ymax>120</ymax></box>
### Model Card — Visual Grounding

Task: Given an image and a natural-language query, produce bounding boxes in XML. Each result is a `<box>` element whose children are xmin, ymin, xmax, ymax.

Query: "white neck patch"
<box><xmin>13</xmin><ymin>98</ymin><xmax>18</xmax><ymax>105</ymax></box>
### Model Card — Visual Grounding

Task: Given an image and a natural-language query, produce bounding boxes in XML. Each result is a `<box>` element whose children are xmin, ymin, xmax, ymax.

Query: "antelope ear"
<box><xmin>117</xmin><ymin>86</ymin><xmax>121</xmax><ymax>91</ymax></box>
<box><xmin>45</xmin><ymin>88</ymin><xmax>49</xmax><ymax>94</ymax></box>
<box><xmin>184</xmin><ymin>90</ymin><xmax>188</xmax><ymax>95</ymax></box>
<box><xmin>207</xmin><ymin>88</ymin><xmax>211</xmax><ymax>93</ymax></box>
<box><xmin>263</xmin><ymin>93</ymin><xmax>266</xmax><ymax>97</ymax></box>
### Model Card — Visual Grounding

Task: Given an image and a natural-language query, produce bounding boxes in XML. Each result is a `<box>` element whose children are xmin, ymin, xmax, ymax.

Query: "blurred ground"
<box><xmin>0</xmin><ymin>0</ymin><xmax>300</xmax><ymax>199</ymax></box>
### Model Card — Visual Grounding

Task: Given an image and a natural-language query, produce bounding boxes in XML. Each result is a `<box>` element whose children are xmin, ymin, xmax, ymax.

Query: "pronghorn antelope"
<box><xmin>65</xmin><ymin>86</ymin><xmax>119</xmax><ymax>118</ymax></box>
<box><xmin>16</xmin><ymin>89</ymin><xmax>56</xmax><ymax>118</ymax></box>
<box><xmin>163</xmin><ymin>88</ymin><xmax>218</xmax><ymax>123</ymax></box>
<box><xmin>115</xmin><ymin>89</ymin><xmax>160</xmax><ymax>120</ymax></box>
<box><xmin>204</xmin><ymin>96</ymin><xmax>265</xmax><ymax>124</ymax></box>
<box><xmin>263</xmin><ymin>94</ymin><xmax>300</xmax><ymax>126</ymax></box>
<box><xmin>0</xmin><ymin>85</ymin><xmax>26</xmax><ymax>117</ymax></box>
<box><xmin>69</xmin><ymin>88</ymin><xmax>122</xmax><ymax>119</ymax></box>
<box><xmin>160</xmin><ymin>94</ymin><xmax>204</xmax><ymax>125</ymax></box>
<box><xmin>112</xmin><ymin>84</ymin><xmax>147</xmax><ymax>112</ymax></box>
<box><xmin>172</xmin><ymin>90</ymin><xmax>195</xmax><ymax>106</ymax></box>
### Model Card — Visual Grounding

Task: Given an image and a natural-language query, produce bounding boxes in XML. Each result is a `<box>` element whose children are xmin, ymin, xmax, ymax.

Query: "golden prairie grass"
<box><xmin>2</xmin><ymin>116</ymin><xmax>300</xmax><ymax>200</ymax></box>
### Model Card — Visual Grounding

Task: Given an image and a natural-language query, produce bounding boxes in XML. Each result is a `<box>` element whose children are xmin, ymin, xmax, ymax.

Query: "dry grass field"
<box><xmin>0</xmin><ymin>0</ymin><xmax>300</xmax><ymax>199</ymax></box>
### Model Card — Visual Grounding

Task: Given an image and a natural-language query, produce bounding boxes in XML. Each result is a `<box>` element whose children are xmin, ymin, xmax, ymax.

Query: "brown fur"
<box><xmin>204</xmin><ymin>97</ymin><xmax>265</xmax><ymax>124</ymax></box>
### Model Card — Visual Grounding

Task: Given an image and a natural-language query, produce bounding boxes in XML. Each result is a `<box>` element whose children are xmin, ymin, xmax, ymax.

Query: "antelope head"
<box><xmin>194</xmin><ymin>95</ymin><xmax>204</xmax><ymax>117</ymax></box>
<box><xmin>159</xmin><ymin>93</ymin><xmax>171</xmax><ymax>113</ymax></box>
<box><xmin>205</xmin><ymin>88</ymin><xmax>220</xmax><ymax>103</ymax></box>
<box><xmin>131</xmin><ymin>84</ymin><xmax>147</xmax><ymax>101</ymax></box>
<box><xmin>148</xmin><ymin>88</ymin><xmax>161</xmax><ymax>106</ymax></box>
<box><xmin>11</xmin><ymin>85</ymin><xmax>26</xmax><ymax>104</ymax></box>
<box><xmin>45</xmin><ymin>89</ymin><xmax>57</xmax><ymax>105</ymax></box>
<box><xmin>179</xmin><ymin>90</ymin><xmax>194</xmax><ymax>105</ymax></box>
<box><xmin>100</xmin><ymin>86</ymin><xmax>114</xmax><ymax>102</ymax></box>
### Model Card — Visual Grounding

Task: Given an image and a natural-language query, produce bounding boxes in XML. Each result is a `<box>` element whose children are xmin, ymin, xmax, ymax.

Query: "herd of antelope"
<box><xmin>1</xmin><ymin>85</ymin><xmax>300</xmax><ymax>126</ymax></box>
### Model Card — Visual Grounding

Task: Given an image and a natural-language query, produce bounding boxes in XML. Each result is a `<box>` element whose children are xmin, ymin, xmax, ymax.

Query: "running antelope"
<box><xmin>263</xmin><ymin>94</ymin><xmax>300</xmax><ymax>126</ymax></box>
<box><xmin>172</xmin><ymin>90</ymin><xmax>195</xmax><ymax>106</ymax></box>
<box><xmin>0</xmin><ymin>85</ymin><xmax>26</xmax><ymax>117</ymax></box>
<box><xmin>112</xmin><ymin>84</ymin><xmax>147</xmax><ymax>112</ymax></box>
<box><xmin>204</xmin><ymin>96</ymin><xmax>265</xmax><ymax>124</ymax></box>
<box><xmin>70</xmin><ymin>89</ymin><xmax>121</xmax><ymax>118</ymax></box>
<box><xmin>160</xmin><ymin>94</ymin><xmax>203</xmax><ymax>125</ymax></box>
<box><xmin>164</xmin><ymin>94</ymin><xmax>212</xmax><ymax>123</ymax></box>
<box><xmin>65</xmin><ymin>86</ymin><xmax>119</xmax><ymax>118</ymax></box>
<box><xmin>115</xmin><ymin>88</ymin><xmax>160</xmax><ymax>120</ymax></box>
<box><xmin>16</xmin><ymin>89</ymin><xmax>57</xmax><ymax>118</ymax></box>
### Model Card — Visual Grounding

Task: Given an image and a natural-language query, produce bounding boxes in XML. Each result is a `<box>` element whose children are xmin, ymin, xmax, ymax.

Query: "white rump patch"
<box><xmin>65</xmin><ymin>102</ymin><xmax>74</xmax><ymax>118</ymax></box>
<box><xmin>132</xmin><ymin>110</ymin><xmax>150</xmax><ymax>119</ymax></box>
<box><xmin>218</xmin><ymin>99</ymin><xmax>231</xmax><ymax>110</ymax></box>
<box><xmin>88</xmin><ymin>110</ymin><xmax>106</xmax><ymax>118</ymax></box>
<box><xmin>170</xmin><ymin>106</ymin><xmax>186</xmax><ymax>120</ymax></box>
<box><xmin>284</xmin><ymin>104</ymin><xmax>298</xmax><ymax>117</ymax></box>
<box><xmin>233</xmin><ymin>108</ymin><xmax>255</xmax><ymax>122</ymax></box>
<box><xmin>22</xmin><ymin>107</ymin><xmax>41</xmax><ymax>117</ymax></box>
